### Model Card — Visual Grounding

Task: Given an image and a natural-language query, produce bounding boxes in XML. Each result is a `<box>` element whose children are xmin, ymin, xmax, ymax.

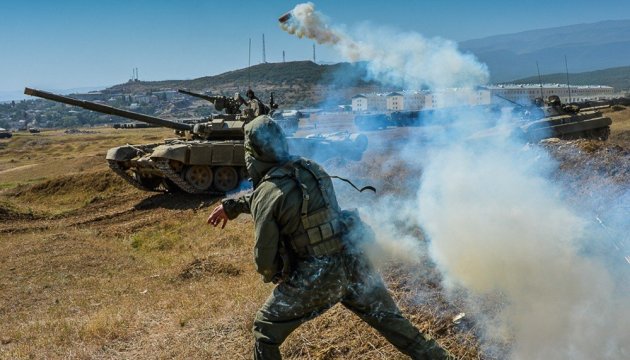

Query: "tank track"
<box><xmin>107</xmin><ymin>160</ymin><xmax>161</xmax><ymax>192</ymax></box>
<box><xmin>154</xmin><ymin>159</ymin><xmax>222</xmax><ymax>195</ymax></box>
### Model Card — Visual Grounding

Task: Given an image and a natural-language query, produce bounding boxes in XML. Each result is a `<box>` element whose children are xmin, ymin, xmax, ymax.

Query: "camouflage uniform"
<box><xmin>222</xmin><ymin>116</ymin><xmax>449</xmax><ymax>360</ymax></box>
<box><xmin>239</xmin><ymin>90</ymin><xmax>268</xmax><ymax>118</ymax></box>
<box><xmin>246</xmin><ymin>98</ymin><xmax>264</xmax><ymax>118</ymax></box>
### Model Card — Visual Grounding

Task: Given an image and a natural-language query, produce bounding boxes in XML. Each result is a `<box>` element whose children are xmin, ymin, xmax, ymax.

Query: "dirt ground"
<box><xmin>1</xmin><ymin>107</ymin><xmax>628</xmax><ymax>359</ymax></box>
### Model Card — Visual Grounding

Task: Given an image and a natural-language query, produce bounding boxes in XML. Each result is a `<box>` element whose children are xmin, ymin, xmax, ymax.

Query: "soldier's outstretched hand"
<box><xmin>207</xmin><ymin>204</ymin><xmax>229</xmax><ymax>229</ymax></box>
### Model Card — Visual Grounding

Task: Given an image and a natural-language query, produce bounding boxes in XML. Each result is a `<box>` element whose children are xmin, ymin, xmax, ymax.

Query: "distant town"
<box><xmin>0</xmin><ymin>82</ymin><xmax>622</xmax><ymax>132</ymax></box>
<box><xmin>352</xmin><ymin>84</ymin><xmax>616</xmax><ymax>112</ymax></box>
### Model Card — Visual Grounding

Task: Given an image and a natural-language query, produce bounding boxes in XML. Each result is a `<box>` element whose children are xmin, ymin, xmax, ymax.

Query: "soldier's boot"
<box><xmin>358</xmin><ymin>311</ymin><xmax>451</xmax><ymax>360</ymax></box>
<box><xmin>341</xmin><ymin>270</ymin><xmax>451</xmax><ymax>359</ymax></box>
<box><xmin>403</xmin><ymin>333</ymin><xmax>453</xmax><ymax>360</ymax></box>
<box><xmin>253</xmin><ymin>340</ymin><xmax>282</xmax><ymax>360</ymax></box>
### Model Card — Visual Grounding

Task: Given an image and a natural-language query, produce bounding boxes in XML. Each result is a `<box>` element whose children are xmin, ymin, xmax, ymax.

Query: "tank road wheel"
<box><xmin>184</xmin><ymin>165</ymin><xmax>213</xmax><ymax>191</ymax></box>
<box><xmin>162</xmin><ymin>178</ymin><xmax>182</xmax><ymax>193</ymax></box>
<box><xmin>596</xmin><ymin>126</ymin><xmax>610</xmax><ymax>140</ymax></box>
<box><xmin>169</xmin><ymin>159</ymin><xmax>184</xmax><ymax>173</ymax></box>
<box><xmin>132</xmin><ymin>172</ymin><xmax>162</xmax><ymax>191</ymax></box>
<box><xmin>213</xmin><ymin>166</ymin><xmax>239</xmax><ymax>192</ymax></box>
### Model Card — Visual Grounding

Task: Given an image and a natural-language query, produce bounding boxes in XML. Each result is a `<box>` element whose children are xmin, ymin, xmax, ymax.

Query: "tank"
<box><xmin>0</xmin><ymin>128</ymin><xmax>12</xmax><ymax>139</ymax></box>
<box><xmin>517</xmin><ymin>95</ymin><xmax>612</xmax><ymax>141</ymax></box>
<box><xmin>24</xmin><ymin>87</ymin><xmax>368</xmax><ymax>194</ymax></box>
<box><xmin>179</xmin><ymin>89</ymin><xmax>299</xmax><ymax>135</ymax></box>
<box><xmin>354</xmin><ymin>110</ymin><xmax>425</xmax><ymax>130</ymax></box>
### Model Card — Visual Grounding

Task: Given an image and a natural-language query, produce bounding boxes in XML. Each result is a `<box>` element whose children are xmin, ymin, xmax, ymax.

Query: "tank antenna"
<box><xmin>248</xmin><ymin>38</ymin><xmax>252</xmax><ymax>89</ymax></box>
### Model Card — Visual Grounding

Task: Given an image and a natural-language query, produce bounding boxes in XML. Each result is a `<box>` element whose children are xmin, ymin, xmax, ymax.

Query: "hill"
<box><xmin>461</xmin><ymin>20</ymin><xmax>630</xmax><ymax>83</ymax></box>
<box><xmin>1</xmin><ymin>106</ymin><xmax>629</xmax><ymax>358</ymax></box>
<box><xmin>508</xmin><ymin>65</ymin><xmax>630</xmax><ymax>91</ymax></box>
<box><xmin>106</xmin><ymin>61</ymin><xmax>386</xmax><ymax>108</ymax></box>
<box><xmin>103</xmin><ymin>60</ymin><xmax>630</xmax><ymax>110</ymax></box>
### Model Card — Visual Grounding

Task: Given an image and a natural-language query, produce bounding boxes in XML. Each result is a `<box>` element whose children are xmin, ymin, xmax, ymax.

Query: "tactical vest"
<box><xmin>261</xmin><ymin>158</ymin><xmax>345</xmax><ymax>257</ymax></box>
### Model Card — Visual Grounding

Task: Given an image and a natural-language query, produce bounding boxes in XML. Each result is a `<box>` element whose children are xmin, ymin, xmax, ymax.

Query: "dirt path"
<box><xmin>0</xmin><ymin>163</ymin><xmax>37</xmax><ymax>175</ymax></box>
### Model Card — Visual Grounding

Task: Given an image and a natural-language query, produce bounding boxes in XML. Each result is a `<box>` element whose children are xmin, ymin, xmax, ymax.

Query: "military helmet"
<box><xmin>548</xmin><ymin>95</ymin><xmax>561</xmax><ymax>105</ymax></box>
<box><xmin>244</xmin><ymin>115</ymin><xmax>289</xmax><ymax>163</ymax></box>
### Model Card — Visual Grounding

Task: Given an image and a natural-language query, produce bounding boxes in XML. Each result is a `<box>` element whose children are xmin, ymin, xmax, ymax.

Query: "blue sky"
<box><xmin>1</xmin><ymin>0</ymin><xmax>628</xmax><ymax>94</ymax></box>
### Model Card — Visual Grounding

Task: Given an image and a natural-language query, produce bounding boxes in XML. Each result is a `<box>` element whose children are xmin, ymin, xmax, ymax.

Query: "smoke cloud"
<box><xmin>283</xmin><ymin>3</ymin><xmax>630</xmax><ymax>358</ymax></box>
<box><xmin>280</xmin><ymin>2</ymin><xmax>488</xmax><ymax>90</ymax></box>
<box><xmin>417</xmin><ymin>130</ymin><xmax>629</xmax><ymax>358</ymax></box>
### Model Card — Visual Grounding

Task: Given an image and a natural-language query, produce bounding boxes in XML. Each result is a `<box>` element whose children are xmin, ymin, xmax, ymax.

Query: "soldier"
<box><xmin>207</xmin><ymin>115</ymin><xmax>450</xmax><ymax>360</ymax></box>
<box><xmin>236</xmin><ymin>89</ymin><xmax>269</xmax><ymax>118</ymax></box>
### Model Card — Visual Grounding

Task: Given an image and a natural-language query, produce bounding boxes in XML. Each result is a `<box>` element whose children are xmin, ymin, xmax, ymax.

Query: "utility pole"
<box><xmin>262</xmin><ymin>34</ymin><xmax>267</xmax><ymax>63</ymax></box>
<box><xmin>312</xmin><ymin>43</ymin><xmax>316</xmax><ymax>63</ymax></box>
<box><xmin>536</xmin><ymin>61</ymin><xmax>544</xmax><ymax>98</ymax></box>
<box><xmin>248</xmin><ymin>38</ymin><xmax>252</xmax><ymax>89</ymax></box>
<box><xmin>283</xmin><ymin>50</ymin><xmax>285</xmax><ymax>63</ymax></box>
<box><xmin>565</xmin><ymin>55</ymin><xmax>571</xmax><ymax>103</ymax></box>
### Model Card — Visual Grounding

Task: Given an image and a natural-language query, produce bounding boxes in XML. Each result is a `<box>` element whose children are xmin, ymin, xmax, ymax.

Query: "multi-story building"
<box><xmin>426</xmin><ymin>88</ymin><xmax>491</xmax><ymax>109</ymax></box>
<box><xmin>351</xmin><ymin>84</ymin><xmax>614</xmax><ymax>112</ymax></box>
<box><xmin>351</xmin><ymin>93</ymin><xmax>387</xmax><ymax>112</ymax></box>
<box><xmin>386</xmin><ymin>91</ymin><xmax>427</xmax><ymax>111</ymax></box>
<box><xmin>485</xmin><ymin>84</ymin><xmax>614</xmax><ymax>104</ymax></box>
<box><xmin>352</xmin><ymin>91</ymin><xmax>427</xmax><ymax>112</ymax></box>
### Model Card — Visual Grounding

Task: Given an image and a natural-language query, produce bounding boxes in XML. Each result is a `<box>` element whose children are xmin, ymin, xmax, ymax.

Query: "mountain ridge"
<box><xmin>460</xmin><ymin>19</ymin><xmax>630</xmax><ymax>82</ymax></box>
<box><xmin>95</xmin><ymin>20</ymin><xmax>630</xmax><ymax>106</ymax></box>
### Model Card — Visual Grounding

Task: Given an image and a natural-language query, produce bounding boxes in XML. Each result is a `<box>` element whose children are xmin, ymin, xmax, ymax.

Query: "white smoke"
<box><xmin>280</xmin><ymin>2</ymin><xmax>488</xmax><ymax>90</ymax></box>
<box><xmin>281</xmin><ymin>3</ymin><xmax>629</xmax><ymax>358</ymax></box>
<box><xmin>416</xmin><ymin>123</ymin><xmax>630</xmax><ymax>358</ymax></box>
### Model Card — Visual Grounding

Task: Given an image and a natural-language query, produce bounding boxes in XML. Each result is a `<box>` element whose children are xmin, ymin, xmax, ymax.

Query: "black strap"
<box><xmin>260</xmin><ymin>159</ymin><xmax>376</xmax><ymax>194</ymax></box>
<box><xmin>327</xmin><ymin>175</ymin><xmax>376</xmax><ymax>193</ymax></box>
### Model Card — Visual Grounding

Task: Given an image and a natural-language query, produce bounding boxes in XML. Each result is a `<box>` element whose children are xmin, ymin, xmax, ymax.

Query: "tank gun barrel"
<box><xmin>177</xmin><ymin>89</ymin><xmax>217</xmax><ymax>102</ymax></box>
<box><xmin>177</xmin><ymin>89</ymin><xmax>241</xmax><ymax>115</ymax></box>
<box><xmin>24</xmin><ymin>87</ymin><xmax>193</xmax><ymax>131</ymax></box>
<box><xmin>493</xmin><ymin>94</ymin><xmax>527</xmax><ymax>108</ymax></box>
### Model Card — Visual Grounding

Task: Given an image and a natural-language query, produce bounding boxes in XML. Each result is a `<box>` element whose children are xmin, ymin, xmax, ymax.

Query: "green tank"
<box><xmin>519</xmin><ymin>95</ymin><xmax>612</xmax><ymax>141</ymax></box>
<box><xmin>178</xmin><ymin>89</ymin><xmax>299</xmax><ymax>135</ymax></box>
<box><xmin>24</xmin><ymin>87</ymin><xmax>367</xmax><ymax>194</ymax></box>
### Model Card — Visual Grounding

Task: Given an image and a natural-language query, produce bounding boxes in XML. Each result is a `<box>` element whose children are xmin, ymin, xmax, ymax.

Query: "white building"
<box><xmin>351</xmin><ymin>94</ymin><xmax>368</xmax><ymax>111</ymax></box>
<box><xmin>486</xmin><ymin>84</ymin><xmax>614</xmax><ymax>104</ymax></box>
<box><xmin>352</xmin><ymin>91</ymin><xmax>427</xmax><ymax>112</ymax></box>
<box><xmin>386</xmin><ymin>91</ymin><xmax>427</xmax><ymax>111</ymax></box>
<box><xmin>351</xmin><ymin>93</ymin><xmax>387</xmax><ymax>112</ymax></box>
<box><xmin>425</xmin><ymin>88</ymin><xmax>491</xmax><ymax>109</ymax></box>
<box><xmin>351</xmin><ymin>84</ymin><xmax>614</xmax><ymax>112</ymax></box>
<box><xmin>402</xmin><ymin>91</ymin><xmax>426</xmax><ymax>110</ymax></box>
<box><xmin>386</xmin><ymin>92</ymin><xmax>404</xmax><ymax>111</ymax></box>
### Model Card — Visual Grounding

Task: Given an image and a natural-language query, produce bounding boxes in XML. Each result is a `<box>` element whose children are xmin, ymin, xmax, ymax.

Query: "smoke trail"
<box><xmin>280</xmin><ymin>2</ymin><xmax>488</xmax><ymax>90</ymax></box>
<box><xmin>281</xmin><ymin>3</ymin><xmax>630</xmax><ymax>358</ymax></box>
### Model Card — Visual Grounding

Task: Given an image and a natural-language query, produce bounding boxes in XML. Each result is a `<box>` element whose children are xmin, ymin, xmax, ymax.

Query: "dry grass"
<box><xmin>1</xmin><ymin>110</ymin><xmax>629</xmax><ymax>359</ymax></box>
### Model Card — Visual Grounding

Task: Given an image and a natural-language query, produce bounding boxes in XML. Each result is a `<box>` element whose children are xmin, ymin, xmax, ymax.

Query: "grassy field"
<box><xmin>1</xmin><ymin>108</ymin><xmax>629</xmax><ymax>359</ymax></box>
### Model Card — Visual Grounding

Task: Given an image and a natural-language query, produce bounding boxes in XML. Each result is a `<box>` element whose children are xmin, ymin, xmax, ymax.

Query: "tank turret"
<box><xmin>178</xmin><ymin>89</ymin><xmax>299</xmax><ymax>135</ymax></box>
<box><xmin>24</xmin><ymin>87</ymin><xmax>368</xmax><ymax>194</ymax></box>
<box><xmin>177</xmin><ymin>89</ymin><xmax>242</xmax><ymax>115</ymax></box>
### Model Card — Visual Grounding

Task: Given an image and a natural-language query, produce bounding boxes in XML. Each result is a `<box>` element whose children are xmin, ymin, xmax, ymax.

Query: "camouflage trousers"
<box><xmin>252</xmin><ymin>253</ymin><xmax>449</xmax><ymax>360</ymax></box>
